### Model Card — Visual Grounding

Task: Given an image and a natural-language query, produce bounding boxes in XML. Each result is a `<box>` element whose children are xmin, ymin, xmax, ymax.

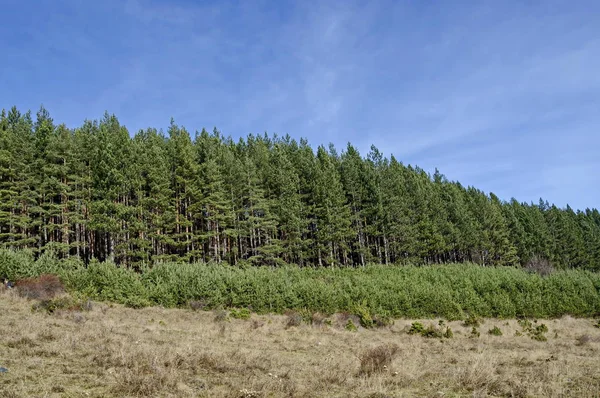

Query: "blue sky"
<box><xmin>1</xmin><ymin>0</ymin><xmax>598</xmax><ymax>210</ymax></box>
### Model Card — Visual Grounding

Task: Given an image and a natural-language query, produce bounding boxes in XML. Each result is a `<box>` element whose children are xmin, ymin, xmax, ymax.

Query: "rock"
<box><xmin>0</xmin><ymin>367</ymin><xmax>8</xmax><ymax>373</ymax></box>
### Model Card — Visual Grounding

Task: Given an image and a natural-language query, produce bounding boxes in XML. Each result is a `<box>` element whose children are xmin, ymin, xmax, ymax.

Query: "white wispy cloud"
<box><xmin>2</xmin><ymin>0</ymin><xmax>597</xmax><ymax>209</ymax></box>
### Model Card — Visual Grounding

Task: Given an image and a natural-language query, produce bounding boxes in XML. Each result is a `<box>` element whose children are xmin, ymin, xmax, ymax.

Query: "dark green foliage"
<box><xmin>1</xmin><ymin>107</ymin><xmax>599</xmax><ymax>269</ymax></box>
<box><xmin>470</xmin><ymin>327</ymin><xmax>480</xmax><ymax>338</ymax></box>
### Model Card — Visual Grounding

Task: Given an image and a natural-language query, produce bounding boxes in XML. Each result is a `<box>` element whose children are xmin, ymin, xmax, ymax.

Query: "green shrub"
<box><xmin>345</xmin><ymin>319</ymin><xmax>358</xmax><ymax>332</ymax></box>
<box><xmin>354</xmin><ymin>301</ymin><xmax>374</xmax><ymax>328</ymax></box>
<box><xmin>2</xmin><ymin>250</ymin><xmax>600</xmax><ymax>320</ymax></box>
<box><xmin>422</xmin><ymin>324</ymin><xmax>443</xmax><ymax>338</ymax></box>
<box><xmin>443</xmin><ymin>327</ymin><xmax>454</xmax><ymax>339</ymax></box>
<box><xmin>488</xmin><ymin>326</ymin><xmax>503</xmax><ymax>336</ymax></box>
<box><xmin>407</xmin><ymin>322</ymin><xmax>450</xmax><ymax>339</ymax></box>
<box><xmin>408</xmin><ymin>322</ymin><xmax>425</xmax><ymax>335</ymax></box>
<box><xmin>230</xmin><ymin>308</ymin><xmax>251</xmax><ymax>320</ymax></box>
<box><xmin>463</xmin><ymin>314</ymin><xmax>482</xmax><ymax>327</ymax></box>
<box><xmin>470</xmin><ymin>327</ymin><xmax>480</xmax><ymax>338</ymax></box>
<box><xmin>518</xmin><ymin>318</ymin><xmax>548</xmax><ymax>341</ymax></box>
<box><xmin>31</xmin><ymin>296</ymin><xmax>85</xmax><ymax>314</ymax></box>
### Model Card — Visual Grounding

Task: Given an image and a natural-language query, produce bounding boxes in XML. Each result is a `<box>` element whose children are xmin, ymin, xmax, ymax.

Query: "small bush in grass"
<box><xmin>31</xmin><ymin>296</ymin><xmax>82</xmax><ymax>314</ymax></box>
<box><xmin>443</xmin><ymin>327</ymin><xmax>454</xmax><ymax>339</ymax></box>
<box><xmin>230</xmin><ymin>308</ymin><xmax>251</xmax><ymax>320</ymax></box>
<box><xmin>298</xmin><ymin>308</ymin><xmax>314</xmax><ymax>324</ymax></box>
<box><xmin>531</xmin><ymin>324</ymin><xmax>548</xmax><ymax>341</ymax></box>
<box><xmin>407</xmin><ymin>321</ymin><xmax>451</xmax><ymax>338</ymax></box>
<box><xmin>422</xmin><ymin>324</ymin><xmax>443</xmax><ymax>338</ymax></box>
<box><xmin>354</xmin><ymin>301</ymin><xmax>374</xmax><ymax>328</ymax></box>
<box><xmin>16</xmin><ymin>274</ymin><xmax>64</xmax><ymax>300</ymax></box>
<box><xmin>593</xmin><ymin>320</ymin><xmax>600</xmax><ymax>329</ymax></box>
<box><xmin>408</xmin><ymin>322</ymin><xmax>425</xmax><ymax>335</ymax></box>
<box><xmin>359</xmin><ymin>344</ymin><xmax>399</xmax><ymax>375</ymax></box>
<box><xmin>345</xmin><ymin>319</ymin><xmax>358</xmax><ymax>332</ymax></box>
<box><xmin>488</xmin><ymin>326</ymin><xmax>503</xmax><ymax>336</ymax></box>
<box><xmin>518</xmin><ymin>318</ymin><xmax>548</xmax><ymax>341</ymax></box>
<box><xmin>463</xmin><ymin>314</ymin><xmax>482</xmax><ymax>328</ymax></box>
<box><xmin>470</xmin><ymin>327</ymin><xmax>480</xmax><ymax>338</ymax></box>
<box><xmin>518</xmin><ymin>318</ymin><xmax>533</xmax><ymax>331</ymax></box>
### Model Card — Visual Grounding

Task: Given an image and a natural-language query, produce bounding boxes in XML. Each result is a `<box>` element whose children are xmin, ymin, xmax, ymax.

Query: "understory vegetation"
<box><xmin>2</xmin><ymin>249</ymin><xmax>599</xmax><ymax>319</ymax></box>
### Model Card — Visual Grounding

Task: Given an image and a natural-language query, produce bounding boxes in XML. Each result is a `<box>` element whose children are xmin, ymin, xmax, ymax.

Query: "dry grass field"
<box><xmin>1</xmin><ymin>286</ymin><xmax>600</xmax><ymax>398</ymax></box>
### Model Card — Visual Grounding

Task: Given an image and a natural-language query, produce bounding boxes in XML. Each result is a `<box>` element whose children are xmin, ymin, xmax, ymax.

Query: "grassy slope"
<box><xmin>1</xmin><ymin>287</ymin><xmax>600</xmax><ymax>398</ymax></box>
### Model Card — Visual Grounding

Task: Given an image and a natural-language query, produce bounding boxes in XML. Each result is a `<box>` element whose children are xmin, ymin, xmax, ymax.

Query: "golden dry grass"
<box><xmin>1</xmin><ymin>286</ymin><xmax>600</xmax><ymax>397</ymax></box>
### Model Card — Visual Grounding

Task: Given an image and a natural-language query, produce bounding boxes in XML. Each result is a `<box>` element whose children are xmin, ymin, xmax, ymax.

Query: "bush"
<box><xmin>470</xmin><ymin>327</ymin><xmax>480</xmax><ymax>338</ymax></box>
<box><xmin>345</xmin><ymin>319</ymin><xmax>357</xmax><ymax>332</ymax></box>
<box><xmin>31</xmin><ymin>296</ymin><xmax>87</xmax><ymax>314</ymax></box>
<box><xmin>488</xmin><ymin>326</ymin><xmax>503</xmax><ymax>336</ymax></box>
<box><xmin>359</xmin><ymin>344</ymin><xmax>399</xmax><ymax>375</ymax></box>
<box><xmin>230</xmin><ymin>308</ymin><xmax>251</xmax><ymax>320</ymax></box>
<box><xmin>422</xmin><ymin>324</ymin><xmax>443</xmax><ymax>338</ymax></box>
<box><xmin>408</xmin><ymin>322</ymin><xmax>425</xmax><ymax>335</ymax></box>
<box><xmin>408</xmin><ymin>321</ymin><xmax>451</xmax><ymax>339</ymax></box>
<box><xmin>518</xmin><ymin>319</ymin><xmax>549</xmax><ymax>341</ymax></box>
<box><xmin>443</xmin><ymin>326</ymin><xmax>454</xmax><ymax>339</ymax></box>
<box><xmin>463</xmin><ymin>314</ymin><xmax>482</xmax><ymax>327</ymax></box>
<box><xmin>354</xmin><ymin>301</ymin><xmax>374</xmax><ymax>328</ymax></box>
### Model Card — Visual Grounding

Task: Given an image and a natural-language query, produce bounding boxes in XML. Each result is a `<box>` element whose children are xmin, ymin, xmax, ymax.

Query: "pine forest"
<box><xmin>1</xmin><ymin>106</ymin><xmax>599</xmax><ymax>271</ymax></box>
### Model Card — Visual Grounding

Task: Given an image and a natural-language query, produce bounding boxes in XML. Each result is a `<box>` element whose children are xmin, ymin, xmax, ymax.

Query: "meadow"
<box><xmin>1</xmin><ymin>284</ymin><xmax>600</xmax><ymax>397</ymax></box>
<box><xmin>2</xmin><ymin>249</ymin><xmax>600</xmax><ymax>396</ymax></box>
